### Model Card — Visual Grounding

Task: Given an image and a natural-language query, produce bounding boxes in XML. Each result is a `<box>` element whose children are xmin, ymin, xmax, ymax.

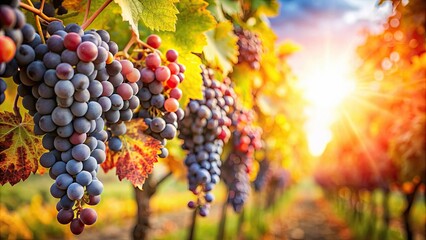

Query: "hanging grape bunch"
<box><xmin>178</xmin><ymin>65</ymin><xmax>237</xmax><ymax>216</ymax></box>
<box><xmin>133</xmin><ymin>34</ymin><xmax>185</xmax><ymax>158</ymax></box>
<box><xmin>253</xmin><ymin>158</ymin><xmax>270</xmax><ymax>192</ymax></box>
<box><xmin>0</xmin><ymin>0</ymin><xmax>31</xmax><ymax>104</ymax></box>
<box><xmin>222</xmin><ymin>109</ymin><xmax>263</xmax><ymax>212</ymax></box>
<box><xmin>234</xmin><ymin>26</ymin><xmax>263</xmax><ymax>70</ymax></box>
<box><xmin>6</xmin><ymin>18</ymin><xmax>132</xmax><ymax>234</ymax></box>
<box><xmin>0</xmin><ymin>0</ymin><xmax>26</xmax><ymax>66</ymax></box>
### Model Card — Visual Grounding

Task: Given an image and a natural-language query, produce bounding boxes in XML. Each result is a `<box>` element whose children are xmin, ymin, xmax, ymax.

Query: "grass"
<box><xmin>331</xmin><ymin>189</ymin><xmax>425</xmax><ymax>240</ymax></box>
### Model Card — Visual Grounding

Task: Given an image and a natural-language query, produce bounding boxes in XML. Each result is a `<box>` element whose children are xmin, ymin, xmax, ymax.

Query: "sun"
<box><xmin>300</xmin><ymin>60</ymin><xmax>355</xmax><ymax>157</ymax></box>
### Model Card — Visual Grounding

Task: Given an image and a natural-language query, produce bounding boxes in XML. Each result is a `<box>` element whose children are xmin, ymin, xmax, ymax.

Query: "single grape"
<box><xmin>76</xmin><ymin>171</ymin><xmax>93</xmax><ymax>186</ymax></box>
<box><xmin>145</xmin><ymin>53</ymin><xmax>161</xmax><ymax>69</ymax></box>
<box><xmin>116</xmin><ymin>83</ymin><xmax>133</xmax><ymax>100</ymax></box>
<box><xmin>146</xmin><ymin>34</ymin><xmax>161</xmax><ymax>49</ymax></box>
<box><xmin>164</xmin><ymin>98</ymin><xmax>179</xmax><ymax>112</ymax></box>
<box><xmin>67</xmin><ymin>182</ymin><xmax>84</xmax><ymax>200</ymax></box>
<box><xmin>70</xmin><ymin>218</ymin><xmax>85</xmax><ymax>235</ymax></box>
<box><xmin>166</xmin><ymin>49</ymin><xmax>178</xmax><ymax>62</ymax></box>
<box><xmin>0</xmin><ymin>39</ymin><xmax>17</xmax><ymax>63</ymax></box>
<box><xmin>154</xmin><ymin>66</ymin><xmax>171</xmax><ymax>82</ymax></box>
<box><xmin>79</xmin><ymin>208</ymin><xmax>97</xmax><ymax>225</ymax></box>
<box><xmin>108</xmin><ymin>137</ymin><xmax>122</xmax><ymax>151</ymax></box>
<box><xmin>77</xmin><ymin>41</ymin><xmax>98</xmax><ymax>62</ymax></box>
<box><xmin>87</xmin><ymin>180</ymin><xmax>103</xmax><ymax>195</ymax></box>
<box><xmin>57</xmin><ymin>209</ymin><xmax>74</xmax><ymax>224</ymax></box>
<box><xmin>63</xmin><ymin>32</ymin><xmax>82</xmax><ymax>51</ymax></box>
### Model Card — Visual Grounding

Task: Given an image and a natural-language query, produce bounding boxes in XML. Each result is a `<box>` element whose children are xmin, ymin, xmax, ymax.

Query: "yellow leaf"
<box><xmin>0</xmin><ymin>112</ymin><xmax>44</xmax><ymax>185</ymax></box>
<box><xmin>203</xmin><ymin>21</ymin><xmax>239</xmax><ymax>76</ymax></box>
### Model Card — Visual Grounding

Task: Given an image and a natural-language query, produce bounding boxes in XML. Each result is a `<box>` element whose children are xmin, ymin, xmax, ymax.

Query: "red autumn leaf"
<box><xmin>102</xmin><ymin>119</ymin><xmax>161</xmax><ymax>189</ymax></box>
<box><xmin>0</xmin><ymin>112</ymin><xmax>45</xmax><ymax>185</ymax></box>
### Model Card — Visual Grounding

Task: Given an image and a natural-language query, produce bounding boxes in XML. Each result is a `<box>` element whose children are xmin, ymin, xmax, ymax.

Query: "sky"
<box><xmin>270</xmin><ymin>0</ymin><xmax>393</xmax><ymax>77</ymax></box>
<box><xmin>269</xmin><ymin>0</ymin><xmax>393</xmax><ymax>156</ymax></box>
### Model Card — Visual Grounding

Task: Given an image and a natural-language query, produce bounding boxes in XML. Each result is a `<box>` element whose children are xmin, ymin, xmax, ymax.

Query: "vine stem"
<box><xmin>84</xmin><ymin>0</ymin><xmax>92</xmax><ymax>23</ymax></box>
<box><xmin>81</xmin><ymin>0</ymin><xmax>113</xmax><ymax>30</ymax></box>
<box><xmin>13</xmin><ymin>94</ymin><xmax>22</xmax><ymax>122</ymax></box>
<box><xmin>188</xmin><ymin>208</ymin><xmax>198</xmax><ymax>240</ymax></box>
<box><xmin>156</xmin><ymin>171</ymin><xmax>172</xmax><ymax>186</ymax></box>
<box><xmin>19</xmin><ymin>2</ymin><xmax>61</xmax><ymax>23</ymax></box>
<box><xmin>217</xmin><ymin>199</ymin><xmax>228</xmax><ymax>240</ymax></box>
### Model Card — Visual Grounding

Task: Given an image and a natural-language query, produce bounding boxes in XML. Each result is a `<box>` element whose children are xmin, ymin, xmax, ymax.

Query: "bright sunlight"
<box><xmin>301</xmin><ymin>60</ymin><xmax>356</xmax><ymax>157</ymax></box>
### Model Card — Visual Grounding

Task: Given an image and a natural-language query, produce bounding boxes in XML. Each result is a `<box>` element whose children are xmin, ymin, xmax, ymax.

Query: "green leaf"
<box><xmin>203</xmin><ymin>21</ymin><xmax>239</xmax><ymax>76</ymax></box>
<box><xmin>231</xmin><ymin>64</ymin><xmax>257</xmax><ymax>109</ymax></box>
<box><xmin>114</xmin><ymin>0</ymin><xmax>179</xmax><ymax>37</ymax></box>
<box><xmin>206</xmin><ymin>0</ymin><xmax>226</xmax><ymax>22</ymax></box>
<box><xmin>220</xmin><ymin>0</ymin><xmax>241</xmax><ymax>16</ymax></box>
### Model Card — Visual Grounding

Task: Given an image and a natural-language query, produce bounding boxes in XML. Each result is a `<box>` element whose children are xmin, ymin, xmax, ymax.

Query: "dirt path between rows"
<box><xmin>263</xmin><ymin>194</ymin><xmax>353</xmax><ymax>240</ymax></box>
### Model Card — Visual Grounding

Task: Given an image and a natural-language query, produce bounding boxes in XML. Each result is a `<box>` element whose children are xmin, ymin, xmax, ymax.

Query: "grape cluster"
<box><xmin>0</xmin><ymin>78</ymin><xmax>6</xmax><ymax>104</ymax></box>
<box><xmin>33</xmin><ymin>0</ymin><xmax>67</xmax><ymax>16</ymax></box>
<box><xmin>9</xmin><ymin>20</ymin><xmax>127</xmax><ymax>234</ymax></box>
<box><xmin>253</xmin><ymin>158</ymin><xmax>270</xmax><ymax>192</ymax></box>
<box><xmin>0</xmin><ymin>0</ymin><xmax>29</xmax><ymax>77</ymax></box>
<box><xmin>104</xmin><ymin>59</ymin><xmax>140</xmax><ymax>152</ymax></box>
<box><xmin>222</xmin><ymin>109</ymin><xmax>262</xmax><ymax>212</ymax></box>
<box><xmin>179</xmin><ymin>65</ymin><xmax>236</xmax><ymax>216</ymax></box>
<box><xmin>134</xmin><ymin>34</ymin><xmax>184</xmax><ymax>158</ymax></box>
<box><xmin>234</xmin><ymin>26</ymin><xmax>262</xmax><ymax>70</ymax></box>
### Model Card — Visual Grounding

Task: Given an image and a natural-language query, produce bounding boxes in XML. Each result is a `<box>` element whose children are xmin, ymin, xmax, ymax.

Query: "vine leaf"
<box><xmin>203</xmin><ymin>21</ymin><xmax>239</xmax><ymax>76</ymax></box>
<box><xmin>114</xmin><ymin>0</ymin><xmax>179</xmax><ymax>37</ymax></box>
<box><xmin>102</xmin><ymin>119</ymin><xmax>161</xmax><ymax>189</ymax></box>
<box><xmin>220</xmin><ymin>0</ymin><xmax>241</xmax><ymax>16</ymax></box>
<box><xmin>0</xmin><ymin>112</ymin><xmax>44</xmax><ymax>185</ymax></box>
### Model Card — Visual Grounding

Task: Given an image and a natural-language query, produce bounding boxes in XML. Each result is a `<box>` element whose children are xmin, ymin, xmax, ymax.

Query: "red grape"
<box><xmin>80</xmin><ymin>208</ymin><xmax>97</xmax><ymax>225</ymax></box>
<box><xmin>145</xmin><ymin>53</ymin><xmax>161</xmax><ymax>69</ymax></box>
<box><xmin>87</xmin><ymin>195</ymin><xmax>101</xmax><ymax>205</ymax></box>
<box><xmin>0</xmin><ymin>6</ymin><xmax>16</xmax><ymax>28</ymax></box>
<box><xmin>166</xmin><ymin>75</ymin><xmax>180</xmax><ymax>88</ymax></box>
<box><xmin>0</xmin><ymin>36</ymin><xmax>16</xmax><ymax>63</ymax></box>
<box><xmin>167</xmin><ymin>62</ymin><xmax>180</xmax><ymax>74</ymax></box>
<box><xmin>120</xmin><ymin>59</ymin><xmax>133</xmax><ymax>75</ymax></box>
<box><xmin>57</xmin><ymin>209</ymin><xmax>74</xmax><ymax>224</ymax></box>
<box><xmin>77</xmin><ymin>41</ymin><xmax>98</xmax><ymax>62</ymax></box>
<box><xmin>140</xmin><ymin>68</ymin><xmax>155</xmax><ymax>83</ymax></box>
<box><xmin>155</xmin><ymin>66</ymin><xmax>171</xmax><ymax>82</ymax></box>
<box><xmin>117</xmin><ymin>83</ymin><xmax>133</xmax><ymax>100</ymax></box>
<box><xmin>63</xmin><ymin>32</ymin><xmax>81</xmax><ymax>51</ymax></box>
<box><xmin>169</xmin><ymin>88</ymin><xmax>182</xmax><ymax>100</ymax></box>
<box><xmin>69</xmin><ymin>132</ymin><xmax>87</xmax><ymax>145</ymax></box>
<box><xmin>146</xmin><ymin>34</ymin><xmax>161</xmax><ymax>49</ymax></box>
<box><xmin>164</xmin><ymin>98</ymin><xmax>179</xmax><ymax>112</ymax></box>
<box><xmin>126</xmin><ymin>68</ymin><xmax>141</xmax><ymax>83</ymax></box>
<box><xmin>166</xmin><ymin>49</ymin><xmax>178</xmax><ymax>62</ymax></box>
<box><xmin>70</xmin><ymin>218</ymin><xmax>85</xmax><ymax>235</ymax></box>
